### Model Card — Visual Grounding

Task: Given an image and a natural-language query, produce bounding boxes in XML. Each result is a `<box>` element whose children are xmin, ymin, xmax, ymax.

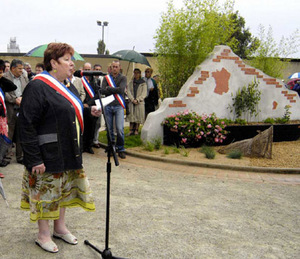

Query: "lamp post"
<box><xmin>97</xmin><ymin>20</ymin><xmax>109</xmax><ymax>54</ymax></box>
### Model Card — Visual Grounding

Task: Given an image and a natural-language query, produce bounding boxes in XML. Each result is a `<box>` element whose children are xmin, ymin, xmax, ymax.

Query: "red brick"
<box><xmin>189</xmin><ymin>87</ymin><xmax>198</xmax><ymax>91</ymax></box>
<box><xmin>178</xmin><ymin>104</ymin><xmax>187</xmax><ymax>107</ymax></box>
<box><xmin>228</xmin><ymin>56</ymin><xmax>239</xmax><ymax>60</ymax></box>
<box><xmin>169</xmin><ymin>104</ymin><xmax>176</xmax><ymax>107</ymax></box>
<box><xmin>276</xmin><ymin>85</ymin><xmax>282</xmax><ymax>88</ymax></box>
<box><xmin>287</xmin><ymin>94</ymin><xmax>297</xmax><ymax>97</ymax></box>
<box><xmin>238</xmin><ymin>64</ymin><xmax>246</xmax><ymax>68</ymax></box>
<box><xmin>221</xmin><ymin>52</ymin><xmax>229</xmax><ymax>56</ymax></box>
<box><xmin>263</xmin><ymin>78</ymin><xmax>276</xmax><ymax>82</ymax></box>
<box><xmin>213</xmin><ymin>59</ymin><xmax>221</xmax><ymax>62</ymax></box>
<box><xmin>290</xmin><ymin>100</ymin><xmax>296</xmax><ymax>103</ymax></box>
<box><xmin>173</xmin><ymin>100</ymin><xmax>183</xmax><ymax>104</ymax></box>
<box><xmin>241</xmin><ymin>68</ymin><xmax>256</xmax><ymax>72</ymax></box>
<box><xmin>223</xmin><ymin>49</ymin><xmax>231</xmax><ymax>53</ymax></box>
<box><xmin>257</xmin><ymin>75</ymin><xmax>263</xmax><ymax>78</ymax></box>
<box><xmin>266</xmin><ymin>81</ymin><xmax>277</xmax><ymax>85</ymax></box>
<box><xmin>235</xmin><ymin>60</ymin><xmax>243</xmax><ymax>64</ymax></box>
<box><xmin>281</xmin><ymin>91</ymin><xmax>288</xmax><ymax>94</ymax></box>
<box><xmin>187</xmin><ymin>94</ymin><xmax>195</xmax><ymax>97</ymax></box>
<box><xmin>201</xmin><ymin>71</ymin><xmax>209</xmax><ymax>75</ymax></box>
<box><xmin>195</xmin><ymin>80</ymin><xmax>203</xmax><ymax>84</ymax></box>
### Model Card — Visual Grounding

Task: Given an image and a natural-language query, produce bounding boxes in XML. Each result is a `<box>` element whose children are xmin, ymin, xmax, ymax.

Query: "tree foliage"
<box><xmin>154</xmin><ymin>0</ymin><xmax>236</xmax><ymax>98</ymax></box>
<box><xmin>227</xmin><ymin>11</ymin><xmax>259</xmax><ymax>59</ymax></box>
<box><xmin>97</xmin><ymin>40</ymin><xmax>109</xmax><ymax>55</ymax></box>
<box><xmin>248</xmin><ymin>25</ymin><xmax>299</xmax><ymax>78</ymax></box>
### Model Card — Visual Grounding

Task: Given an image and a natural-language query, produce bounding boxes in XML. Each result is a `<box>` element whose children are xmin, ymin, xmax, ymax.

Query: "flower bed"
<box><xmin>162</xmin><ymin>110</ymin><xmax>228</xmax><ymax>147</ymax></box>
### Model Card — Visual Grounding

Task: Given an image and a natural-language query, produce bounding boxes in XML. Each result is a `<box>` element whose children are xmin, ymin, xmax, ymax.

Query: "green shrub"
<box><xmin>264</xmin><ymin>118</ymin><xmax>275</xmax><ymax>124</ymax></box>
<box><xmin>172</xmin><ymin>147</ymin><xmax>180</xmax><ymax>153</ymax></box>
<box><xmin>143</xmin><ymin>141</ymin><xmax>154</xmax><ymax>152</ymax></box>
<box><xmin>164</xmin><ymin>147</ymin><xmax>170</xmax><ymax>154</ymax></box>
<box><xmin>151</xmin><ymin>137</ymin><xmax>162</xmax><ymax>150</ymax></box>
<box><xmin>200</xmin><ymin>145</ymin><xmax>216</xmax><ymax>159</ymax></box>
<box><xmin>227</xmin><ymin>150</ymin><xmax>243</xmax><ymax>159</ymax></box>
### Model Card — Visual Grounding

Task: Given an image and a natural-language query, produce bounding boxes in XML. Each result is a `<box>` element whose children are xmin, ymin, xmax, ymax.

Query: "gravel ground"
<box><xmin>0</xmin><ymin>149</ymin><xmax>299</xmax><ymax>259</ymax></box>
<box><xmin>129</xmin><ymin>140</ymin><xmax>300</xmax><ymax>169</ymax></box>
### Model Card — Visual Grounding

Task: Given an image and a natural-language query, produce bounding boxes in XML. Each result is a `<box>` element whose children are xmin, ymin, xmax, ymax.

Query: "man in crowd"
<box><xmin>101</xmin><ymin>60</ymin><xmax>127</xmax><ymax>159</ymax></box>
<box><xmin>24</xmin><ymin>62</ymin><xmax>35</xmax><ymax>81</ymax></box>
<box><xmin>92</xmin><ymin>64</ymin><xmax>104</xmax><ymax>149</ymax></box>
<box><xmin>81</xmin><ymin>62</ymin><xmax>99</xmax><ymax>154</ymax></box>
<box><xmin>4</xmin><ymin>59</ymin><xmax>28</xmax><ymax>164</ymax></box>
<box><xmin>143</xmin><ymin>67</ymin><xmax>159</xmax><ymax>118</ymax></box>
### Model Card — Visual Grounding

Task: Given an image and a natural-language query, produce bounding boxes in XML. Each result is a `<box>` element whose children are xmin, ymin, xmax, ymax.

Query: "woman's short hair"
<box><xmin>134</xmin><ymin>68</ymin><xmax>141</xmax><ymax>73</ymax></box>
<box><xmin>44</xmin><ymin>43</ymin><xmax>74</xmax><ymax>72</ymax></box>
<box><xmin>35</xmin><ymin>63</ymin><xmax>45</xmax><ymax>70</ymax></box>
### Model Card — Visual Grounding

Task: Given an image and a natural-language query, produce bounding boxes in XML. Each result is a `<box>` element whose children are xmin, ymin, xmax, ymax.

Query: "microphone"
<box><xmin>80</xmin><ymin>71</ymin><xmax>107</xmax><ymax>77</ymax></box>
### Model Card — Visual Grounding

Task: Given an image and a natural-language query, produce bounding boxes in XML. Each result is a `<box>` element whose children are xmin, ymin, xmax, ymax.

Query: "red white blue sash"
<box><xmin>81</xmin><ymin>76</ymin><xmax>95</xmax><ymax>98</ymax></box>
<box><xmin>105</xmin><ymin>75</ymin><xmax>125</xmax><ymax>109</ymax></box>
<box><xmin>0</xmin><ymin>88</ymin><xmax>6</xmax><ymax>115</ymax></box>
<box><xmin>34</xmin><ymin>72</ymin><xmax>84</xmax><ymax>132</ymax></box>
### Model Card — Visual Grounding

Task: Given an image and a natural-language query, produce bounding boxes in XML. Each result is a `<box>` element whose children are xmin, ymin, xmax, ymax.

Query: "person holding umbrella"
<box><xmin>126</xmin><ymin>68</ymin><xmax>147</xmax><ymax>135</ymax></box>
<box><xmin>19</xmin><ymin>43</ymin><xmax>101</xmax><ymax>253</ymax></box>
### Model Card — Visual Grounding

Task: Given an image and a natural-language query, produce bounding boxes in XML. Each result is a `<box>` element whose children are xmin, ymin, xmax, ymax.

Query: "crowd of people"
<box><xmin>0</xmin><ymin>42</ymin><xmax>160</xmax><ymax>253</ymax></box>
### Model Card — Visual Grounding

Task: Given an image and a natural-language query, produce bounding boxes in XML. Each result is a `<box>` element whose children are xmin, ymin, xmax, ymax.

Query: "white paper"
<box><xmin>95</xmin><ymin>95</ymin><xmax>115</xmax><ymax>110</ymax></box>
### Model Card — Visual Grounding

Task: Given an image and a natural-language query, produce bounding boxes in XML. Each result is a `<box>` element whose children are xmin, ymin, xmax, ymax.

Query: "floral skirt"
<box><xmin>0</xmin><ymin>116</ymin><xmax>8</xmax><ymax>136</ymax></box>
<box><xmin>21</xmin><ymin>168</ymin><xmax>95</xmax><ymax>222</ymax></box>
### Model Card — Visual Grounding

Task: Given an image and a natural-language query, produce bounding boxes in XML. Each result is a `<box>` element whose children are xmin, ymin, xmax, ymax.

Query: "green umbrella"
<box><xmin>111</xmin><ymin>49</ymin><xmax>150</xmax><ymax>67</ymax></box>
<box><xmin>24</xmin><ymin>44</ymin><xmax>84</xmax><ymax>61</ymax></box>
<box><xmin>111</xmin><ymin>49</ymin><xmax>151</xmax><ymax>76</ymax></box>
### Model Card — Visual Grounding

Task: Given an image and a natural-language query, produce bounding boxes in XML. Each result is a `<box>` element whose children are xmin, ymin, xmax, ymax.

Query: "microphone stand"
<box><xmin>84</xmin><ymin>87</ymin><xmax>126</xmax><ymax>259</ymax></box>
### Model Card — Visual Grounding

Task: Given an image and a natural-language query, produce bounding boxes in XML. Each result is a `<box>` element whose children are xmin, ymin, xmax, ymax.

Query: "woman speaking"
<box><xmin>19</xmin><ymin>43</ymin><xmax>101</xmax><ymax>253</ymax></box>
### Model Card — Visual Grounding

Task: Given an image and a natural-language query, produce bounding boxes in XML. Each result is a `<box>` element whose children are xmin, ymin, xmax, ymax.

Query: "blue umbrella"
<box><xmin>288</xmin><ymin>72</ymin><xmax>300</xmax><ymax>79</ymax></box>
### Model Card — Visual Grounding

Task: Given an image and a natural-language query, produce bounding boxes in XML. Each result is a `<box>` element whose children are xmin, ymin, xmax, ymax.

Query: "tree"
<box><xmin>154</xmin><ymin>0</ymin><xmax>236</xmax><ymax>98</ymax></box>
<box><xmin>248</xmin><ymin>25</ymin><xmax>300</xmax><ymax>78</ymax></box>
<box><xmin>227</xmin><ymin>11</ymin><xmax>259</xmax><ymax>59</ymax></box>
<box><xmin>97</xmin><ymin>40</ymin><xmax>108</xmax><ymax>55</ymax></box>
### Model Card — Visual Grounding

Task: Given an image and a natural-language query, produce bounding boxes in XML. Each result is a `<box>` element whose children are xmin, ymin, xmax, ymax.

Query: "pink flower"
<box><xmin>207</xmin><ymin>124</ymin><xmax>212</xmax><ymax>128</ymax></box>
<box><xmin>182</xmin><ymin>138</ymin><xmax>187</xmax><ymax>143</ymax></box>
<box><xmin>190</xmin><ymin>120</ymin><xmax>194</xmax><ymax>123</ymax></box>
<box><xmin>214</xmin><ymin>138</ymin><xmax>219</xmax><ymax>143</ymax></box>
<box><xmin>197</xmin><ymin>123</ymin><xmax>201</xmax><ymax>126</ymax></box>
<box><xmin>188</xmin><ymin>129</ymin><xmax>191</xmax><ymax>132</ymax></box>
<box><xmin>200</xmin><ymin>131</ymin><xmax>204</xmax><ymax>135</ymax></box>
<box><xmin>183</xmin><ymin>109</ymin><xmax>189</xmax><ymax>115</ymax></box>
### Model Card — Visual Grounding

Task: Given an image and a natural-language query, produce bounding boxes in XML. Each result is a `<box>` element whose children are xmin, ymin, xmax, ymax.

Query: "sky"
<box><xmin>1</xmin><ymin>0</ymin><xmax>299</xmax><ymax>58</ymax></box>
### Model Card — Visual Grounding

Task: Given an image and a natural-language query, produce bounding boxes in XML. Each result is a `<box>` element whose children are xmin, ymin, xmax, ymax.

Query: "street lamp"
<box><xmin>97</xmin><ymin>20</ymin><xmax>109</xmax><ymax>53</ymax></box>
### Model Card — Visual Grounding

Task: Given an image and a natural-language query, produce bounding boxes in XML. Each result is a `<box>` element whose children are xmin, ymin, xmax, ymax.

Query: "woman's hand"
<box><xmin>91</xmin><ymin>105</ymin><xmax>102</xmax><ymax>117</ymax></box>
<box><xmin>32</xmin><ymin>163</ymin><xmax>46</xmax><ymax>175</ymax></box>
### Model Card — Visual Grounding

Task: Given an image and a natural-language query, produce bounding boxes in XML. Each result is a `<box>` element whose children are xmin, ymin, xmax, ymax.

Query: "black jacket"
<box><xmin>19</xmin><ymin>78</ymin><xmax>83</xmax><ymax>173</ymax></box>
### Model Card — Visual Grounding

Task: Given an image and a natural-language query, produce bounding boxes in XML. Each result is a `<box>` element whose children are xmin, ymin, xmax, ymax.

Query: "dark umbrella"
<box><xmin>24</xmin><ymin>44</ymin><xmax>84</xmax><ymax>61</ymax></box>
<box><xmin>111</xmin><ymin>49</ymin><xmax>151</xmax><ymax>76</ymax></box>
<box><xmin>0</xmin><ymin>179</ymin><xmax>9</xmax><ymax>207</ymax></box>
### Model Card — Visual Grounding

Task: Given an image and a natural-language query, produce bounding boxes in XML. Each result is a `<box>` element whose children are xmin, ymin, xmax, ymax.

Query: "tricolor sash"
<box><xmin>81</xmin><ymin>76</ymin><xmax>95</xmax><ymax>98</ymax></box>
<box><xmin>34</xmin><ymin>72</ymin><xmax>84</xmax><ymax>132</ymax></box>
<box><xmin>105</xmin><ymin>75</ymin><xmax>125</xmax><ymax>109</ymax></box>
<box><xmin>0</xmin><ymin>88</ymin><xmax>6</xmax><ymax>116</ymax></box>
